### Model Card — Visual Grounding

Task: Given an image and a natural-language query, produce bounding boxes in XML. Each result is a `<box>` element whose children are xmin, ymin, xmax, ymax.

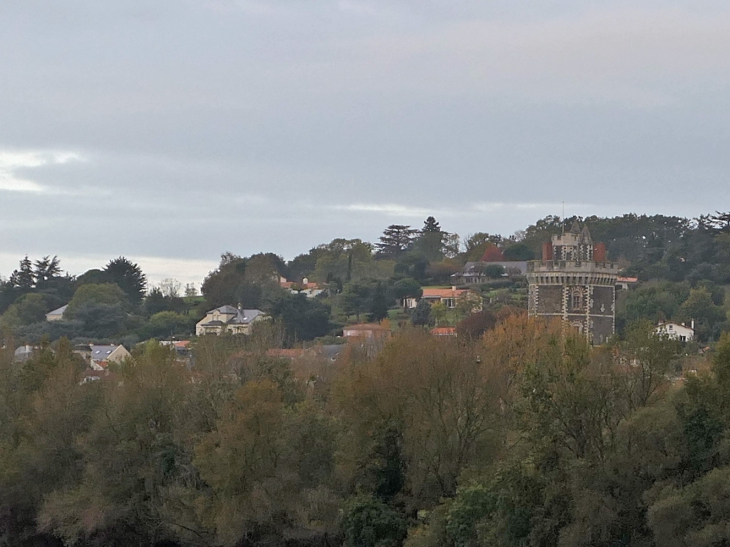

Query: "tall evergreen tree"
<box><xmin>9</xmin><ymin>256</ymin><xmax>35</xmax><ymax>290</ymax></box>
<box><xmin>422</xmin><ymin>216</ymin><xmax>441</xmax><ymax>233</ymax></box>
<box><xmin>102</xmin><ymin>257</ymin><xmax>147</xmax><ymax>306</ymax></box>
<box><xmin>33</xmin><ymin>256</ymin><xmax>61</xmax><ymax>287</ymax></box>
<box><xmin>376</xmin><ymin>225</ymin><xmax>417</xmax><ymax>259</ymax></box>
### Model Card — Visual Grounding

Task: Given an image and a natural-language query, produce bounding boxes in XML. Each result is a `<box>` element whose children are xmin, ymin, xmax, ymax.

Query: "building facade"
<box><xmin>526</xmin><ymin>222</ymin><xmax>619</xmax><ymax>345</ymax></box>
<box><xmin>196</xmin><ymin>305</ymin><xmax>267</xmax><ymax>336</ymax></box>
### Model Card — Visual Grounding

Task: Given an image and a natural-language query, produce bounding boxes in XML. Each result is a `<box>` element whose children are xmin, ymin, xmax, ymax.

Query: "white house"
<box><xmin>90</xmin><ymin>344</ymin><xmax>131</xmax><ymax>370</ymax></box>
<box><xmin>46</xmin><ymin>304</ymin><xmax>68</xmax><ymax>322</ymax></box>
<box><xmin>196</xmin><ymin>305</ymin><xmax>267</xmax><ymax>336</ymax></box>
<box><xmin>655</xmin><ymin>321</ymin><xmax>695</xmax><ymax>342</ymax></box>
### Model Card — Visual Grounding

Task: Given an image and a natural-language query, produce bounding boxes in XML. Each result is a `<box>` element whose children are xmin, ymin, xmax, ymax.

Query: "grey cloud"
<box><xmin>0</xmin><ymin>0</ymin><xmax>728</xmax><ymax>282</ymax></box>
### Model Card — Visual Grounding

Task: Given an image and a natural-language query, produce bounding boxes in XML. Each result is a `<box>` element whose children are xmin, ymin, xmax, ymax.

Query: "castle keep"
<box><xmin>526</xmin><ymin>222</ymin><xmax>618</xmax><ymax>344</ymax></box>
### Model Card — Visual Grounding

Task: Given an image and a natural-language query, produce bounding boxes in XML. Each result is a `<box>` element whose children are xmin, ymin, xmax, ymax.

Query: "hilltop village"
<box><xmin>2</xmin><ymin>211</ymin><xmax>730</xmax><ymax>547</ymax></box>
<box><xmin>2</xmin><ymin>213</ymin><xmax>729</xmax><ymax>372</ymax></box>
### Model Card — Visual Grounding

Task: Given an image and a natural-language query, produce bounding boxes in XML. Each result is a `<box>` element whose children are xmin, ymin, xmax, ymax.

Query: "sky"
<box><xmin>2</xmin><ymin>0</ymin><xmax>729</xmax><ymax>287</ymax></box>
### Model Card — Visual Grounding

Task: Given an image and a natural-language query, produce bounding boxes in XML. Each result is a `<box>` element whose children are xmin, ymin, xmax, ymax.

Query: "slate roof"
<box><xmin>215</xmin><ymin>305</ymin><xmax>240</xmax><ymax>314</ymax></box>
<box><xmin>91</xmin><ymin>345</ymin><xmax>121</xmax><ymax>360</ymax></box>
<box><xmin>200</xmin><ymin>307</ymin><xmax>265</xmax><ymax>327</ymax></box>
<box><xmin>228</xmin><ymin>309</ymin><xmax>264</xmax><ymax>324</ymax></box>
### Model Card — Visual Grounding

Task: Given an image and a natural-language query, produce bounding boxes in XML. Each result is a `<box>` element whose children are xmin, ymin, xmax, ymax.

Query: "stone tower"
<box><xmin>526</xmin><ymin>221</ymin><xmax>618</xmax><ymax>345</ymax></box>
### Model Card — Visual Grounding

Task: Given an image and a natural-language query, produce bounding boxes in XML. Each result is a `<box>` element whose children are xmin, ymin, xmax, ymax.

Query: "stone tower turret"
<box><xmin>527</xmin><ymin>223</ymin><xmax>618</xmax><ymax>345</ymax></box>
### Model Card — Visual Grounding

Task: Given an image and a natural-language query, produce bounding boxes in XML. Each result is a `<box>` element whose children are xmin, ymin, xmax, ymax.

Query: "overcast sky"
<box><xmin>2</xmin><ymin>1</ymin><xmax>729</xmax><ymax>286</ymax></box>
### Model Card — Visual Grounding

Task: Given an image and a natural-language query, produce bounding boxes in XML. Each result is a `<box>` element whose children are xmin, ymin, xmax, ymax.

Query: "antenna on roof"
<box><xmin>562</xmin><ymin>201</ymin><xmax>565</xmax><ymax>235</ymax></box>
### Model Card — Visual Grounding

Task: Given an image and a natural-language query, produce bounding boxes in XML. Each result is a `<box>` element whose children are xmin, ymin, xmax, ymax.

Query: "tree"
<box><xmin>481</xmin><ymin>244</ymin><xmax>505</xmax><ymax>262</ymax></box>
<box><xmin>341</xmin><ymin>496</ymin><xmax>407</xmax><ymax>547</ymax></box>
<box><xmin>269</xmin><ymin>293</ymin><xmax>332</xmax><ymax>342</ymax></box>
<box><xmin>376</xmin><ymin>225</ymin><xmax>418</xmax><ymax>259</ymax></box>
<box><xmin>481</xmin><ymin>264</ymin><xmax>506</xmax><ymax>278</ymax></box>
<box><xmin>414</xmin><ymin>217</ymin><xmax>449</xmax><ymax>262</ymax></box>
<box><xmin>342</xmin><ymin>280</ymin><xmax>374</xmax><ymax>321</ymax></box>
<box><xmin>422</xmin><ymin>216</ymin><xmax>441</xmax><ymax>233</ymax></box>
<box><xmin>158</xmin><ymin>278</ymin><xmax>181</xmax><ymax>298</ymax></box>
<box><xmin>411</xmin><ymin>299</ymin><xmax>433</xmax><ymax>326</ymax></box>
<box><xmin>676</xmin><ymin>287</ymin><xmax>727</xmax><ymax>341</ymax></box>
<box><xmin>141</xmin><ymin>311</ymin><xmax>192</xmax><ymax>339</ymax></box>
<box><xmin>502</xmin><ymin>243</ymin><xmax>534</xmax><ymax>261</ymax></box>
<box><xmin>201</xmin><ymin>253</ymin><xmax>246</xmax><ymax>308</ymax></box>
<box><xmin>65</xmin><ymin>283</ymin><xmax>127</xmax><ymax>318</ymax></box>
<box><xmin>102</xmin><ymin>257</ymin><xmax>147</xmax><ymax>305</ymax></box>
<box><xmin>194</xmin><ymin>380</ymin><xmax>290</xmax><ymax>545</ymax></box>
<box><xmin>33</xmin><ymin>256</ymin><xmax>62</xmax><ymax>287</ymax></box>
<box><xmin>456</xmin><ymin>310</ymin><xmax>497</xmax><ymax>340</ymax></box>
<box><xmin>184</xmin><ymin>283</ymin><xmax>197</xmax><ymax>297</ymax></box>
<box><xmin>11</xmin><ymin>293</ymin><xmax>48</xmax><ymax>325</ymax></box>
<box><xmin>431</xmin><ymin>302</ymin><xmax>448</xmax><ymax>326</ymax></box>
<box><xmin>368</xmin><ymin>282</ymin><xmax>390</xmax><ymax>322</ymax></box>
<box><xmin>9</xmin><ymin>256</ymin><xmax>35</xmax><ymax>290</ymax></box>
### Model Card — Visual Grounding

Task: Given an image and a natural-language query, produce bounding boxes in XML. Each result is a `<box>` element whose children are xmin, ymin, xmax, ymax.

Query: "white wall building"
<box><xmin>655</xmin><ymin>321</ymin><xmax>695</xmax><ymax>342</ymax></box>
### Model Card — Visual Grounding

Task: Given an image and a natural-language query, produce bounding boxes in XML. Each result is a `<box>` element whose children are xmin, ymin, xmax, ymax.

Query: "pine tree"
<box><xmin>33</xmin><ymin>256</ymin><xmax>61</xmax><ymax>286</ymax></box>
<box><xmin>102</xmin><ymin>257</ymin><xmax>147</xmax><ymax>306</ymax></box>
<box><xmin>422</xmin><ymin>216</ymin><xmax>441</xmax><ymax>233</ymax></box>
<box><xmin>10</xmin><ymin>256</ymin><xmax>35</xmax><ymax>290</ymax></box>
<box><xmin>376</xmin><ymin>225</ymin><xmax>418</xmax><ymax>259</ymax></box>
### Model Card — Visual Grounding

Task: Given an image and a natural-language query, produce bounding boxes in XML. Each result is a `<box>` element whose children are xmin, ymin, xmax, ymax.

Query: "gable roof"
<box><xmin>200</xmin><ymin>307</ymin><xmax>265</xmax><ymax>326</ymax></box>
<box><xmin>47</xmin><ymin>304</ymin><xmax>68</xmax><ymax>316</ymax></box>
<box><xmin>90</xmin><ymin>345</ymin><xmax>127</xmax><ymax>361</ymax></box>
<box><xmin>214</xmin><ymin>305</ymin><xmax>240</xmax><ymax>314</ymax></box>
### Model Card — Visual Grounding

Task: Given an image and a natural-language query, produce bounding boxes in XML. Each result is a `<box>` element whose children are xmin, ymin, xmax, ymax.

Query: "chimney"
<box><xmin>593</xmin><ymin>243</ymin><xmax>606</xmax><ymax>263</ymax></box>
<box><xmin>691</xmin><ymin>319</ymin><xmax>695</xmax><ymax>331</ymax></box>
<box><xmin>542</xmin><ymin>242</ymin><xmax>553</xmax><ymax>261</ymax></box>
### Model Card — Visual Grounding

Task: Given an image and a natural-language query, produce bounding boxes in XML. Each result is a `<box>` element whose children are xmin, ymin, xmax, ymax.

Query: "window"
<box><xmin>570</xmin><ymin>288</ymin><xmax>583</xmax><ymax>311</ymax></box>
<box><xmin>444</xmin><ymin>298</ymin><xmax>456</xmax><ymax>308</ymax></box>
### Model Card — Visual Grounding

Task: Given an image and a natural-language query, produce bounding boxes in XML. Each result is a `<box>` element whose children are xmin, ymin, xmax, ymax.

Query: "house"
<box><xmin>195</xmin><ymin>305</ymin><xmax>267</xmax><ymax>336</ymax></box>
<box><xmin>656</xmin><ymin>321</ymin><xmax>695</xmax><ymax>342</ymax></box>
<box><xmin>342</xmin><ymin>323</ymin><xmax>391</xmax><ymax>341</ymax></box>
<box><xmin>406</xmin><ymin>287</ymin><xmax>483</xmax><ymax>311</ymax></box>
<box><xmin>451</xmin><ymin>261</ymin><xmax>528</xmax><ymax>285</ymax></box>
<box><xmin>46</xmin><ymin>304</ymin><xmax>68</xmax><ymax>322</ymax></box>
<box><xmin>279</xmin><ymin>277</ymin><xmax>325</xmax><ymax>298</ymax></box>
<box><xmin>14</xmin><ymin>345</ymin><xmax>36</xmax><ymax>362</ymax></box>
<box><xmin>160</xmin><ymin>340</ymin><xmax>193</xmax><ymax>363</ymax></box>
<box><xmin>616</xmin><ymin>276</ymin><xmax>639</xmax><ymax>291</ymax></box>
<box><xmin>89</xmin><ymin>344</ymin><xmax>131</xmax><ymax>370</ymax></box>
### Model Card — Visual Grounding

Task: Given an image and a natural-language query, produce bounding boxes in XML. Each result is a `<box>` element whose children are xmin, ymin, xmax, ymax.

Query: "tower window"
<box><xmin>570</xmin><ymin>288</ymin><xmax>583</xmax><ymax>311</ymax></box>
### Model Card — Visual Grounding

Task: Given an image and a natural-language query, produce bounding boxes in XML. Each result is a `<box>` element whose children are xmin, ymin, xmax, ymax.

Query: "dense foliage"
<box><xmin>2</xmin><ymin>316</ymin><xmax>730</xmax><ymax>546</ymax></box>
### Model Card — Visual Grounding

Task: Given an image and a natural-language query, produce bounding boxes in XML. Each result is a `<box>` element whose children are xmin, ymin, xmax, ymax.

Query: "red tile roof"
<box><xmin>422</xmin><ymin>288</ymin><xmax>471</xmax><ymax>298</ymax></box>
<box><xmin>431</xmin><ymin>327</ymin><xmax>457</xmax><ymax>336</ymax></box>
